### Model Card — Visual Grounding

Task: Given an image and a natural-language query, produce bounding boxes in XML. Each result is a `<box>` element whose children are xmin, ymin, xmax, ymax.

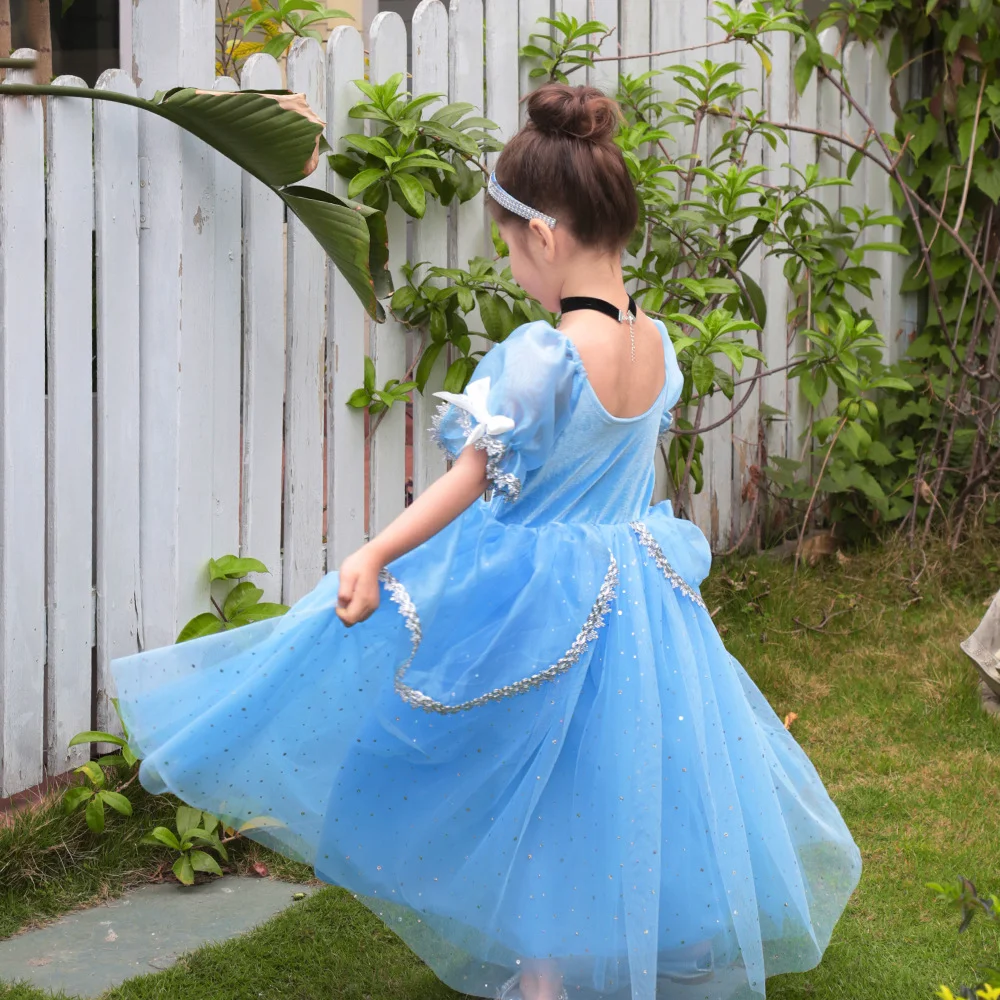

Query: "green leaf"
<box><xmin>227</xmin><ymin>603</ymin><xmax>290</xmax><ymax>627</ymax></box>
<box><xmin>846</xmin><ymin>147</ymin><xmax>864</xmax><ymax>181</ymax></box>
<box><xmin>392</xmin><ymin>172</ymin><xmax>427</xmax><ymax>218</ymax></box>
<box><xmin>691</xmin><ymin>354</ymin><xmax>716</xmax><ymax>396</ymax></box>
<box><xmin>176</xmin><ymin>806</ymin><xmax>204</xmax><ymax>839</ymax></box>
<box><xmin>347</xmin><ymin>167</ymin><xmax>386</xmax><ymax>199</ymax></box>
<box><xmin>865</xmin><ymin>440</ymin><xmax>896</xmax><ymax>466</ymax></box>
<box><xmin>347</xmin><ymin>388</ymin><xmax>370</xmax><ymax>408</ymax></box>
<box><xmin>67</xmin><ymin>730</ymin><xmax>126</xmax><ymax>749</ymax></box>
<box><xmin>279</xmin><ymin>185</ymin><xmax>391</xmax><ymax>322</ymax></box>
<box><xmin>149</xmin><ymin>87</ymin><xmax>325</xmax><ymax>189</ymax></box>
<box><xmin>99</xmin><ymin>791</ymin><xmax>133</xmax><ymax>816</ymax></box>
<box><xmin>209</xmin><ymin>555</ymin><xmax>269</xmax><ymax>581</ymax></box>
<box><xmin>261</xmin><ymin>31</ymin><xmax>296</xmax><ymax>59</ymax></box>
<box><xmin>416</xmin><ymin>342</ymin><xmax>444</xmax><ymax>392</ymax></box>
<box><xmin>739</xmin><ymin>273</ymin><xmax>767</xmax><ymax>328</ymax></box>
<box><xmin>75</xmin><ymin>760</ymin><xmax>106</xmax><ymax>788</ymax></box>
<box><xmin>974</xmin><ymin>158</ymin><xmax>1000</xmax><ymax>203</ymax></box>
<box><xmin>63</xmin><ymin>786</ymin><xmax>94</xmax><ymax>814</ymax></box>
<box><xmin>794</xmin><ymin>51</ymin><xmax>816</xmax><ymax>95</ymax></box>
<box><xmin>173</xmin><ymin>854</ymin><xmax>196</xmax><ymax>885</ymax></box>
<box><xmin>223</xmin><ymin>581</ymin><xmax>264</xmax><ymax>620</ymax></box>
<box><xmin>141</xmin><ymin>826</ymin><xmax>182</xmax><ymax>851</ymax></box>
<box><xmin>85</xmin><ymin>795</ymin><xmax>106</xmax><ymax>834</ymax></box>
<box><xmin>189</xmin><ymin>850</ymin><xmax>225</xmax><ymax>876</ymax></box>
<box><xmin>176</xmin><ymin>612</ymin><xmax>225</xmax><ymax>644</ymax></box>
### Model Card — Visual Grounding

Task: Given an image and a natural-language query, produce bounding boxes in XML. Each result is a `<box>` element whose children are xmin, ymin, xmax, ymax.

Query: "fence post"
<box><xmin>0</xmin><ymin>51</ymin><xmax>46</xmax><ymax>796</ymax></box>
<box><xmin>94</xmin><ymin>69</ymin><xmax>142</xmax><ymax>742</ymax></box>
<box><xmin>368</xmin><ymin>12</ymin><xmax>410</xmax><ymax>536</ymax></box>
<box><xmin>240</xmin><ymin>54</ymin><xmax>286</xmax><ymax>602</ymax></box>
<box><xmin>410</xmin><ymin>0</ymin><xmax>450</xmax><ymax>499</ymax></box>
<box><xmin>284</xmin><ymin>38</ymin><xmax>328</xmax><ymax>602</ymax></box>
<box><xmin>45</xmin><ymin>75</ymin><xmax>95</xmax><ymax>773</ymax></box>
<box><xmin>326</xmin><ymin>27</ymin><xmax>367</xmax><ymax>565</ymax></box>
<box><xmin>211</xmin><ymin>76</ymin><xmax>243</xmax><ymax>567</ymax></box>
<box><xmin>132</xmin><ymin>0</ymin><xmax>216</xmax><ymax>650</ymax></box>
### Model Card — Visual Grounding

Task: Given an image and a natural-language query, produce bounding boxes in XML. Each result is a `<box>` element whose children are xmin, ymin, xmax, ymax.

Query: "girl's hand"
<box><xmin>336</xmin><ymin>546</ymin><xmax>384</xmax><ymax>626</ymax></box>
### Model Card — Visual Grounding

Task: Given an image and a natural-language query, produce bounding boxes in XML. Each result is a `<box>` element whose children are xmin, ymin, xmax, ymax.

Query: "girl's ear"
<box><xmin>527</xmin><ymin>217</ymin><xmax>558</xmax><ymax>262</ymax></box>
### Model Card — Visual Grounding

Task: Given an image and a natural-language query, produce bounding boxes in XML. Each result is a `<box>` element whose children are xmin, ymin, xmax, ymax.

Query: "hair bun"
<box><xmin>526</xmin><ymin>83</ymin><xmax>620</xmax><ymax>144</ymax></box>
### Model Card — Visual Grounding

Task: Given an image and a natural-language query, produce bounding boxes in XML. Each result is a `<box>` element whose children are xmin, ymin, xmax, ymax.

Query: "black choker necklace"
<box><xmin>559</xmin><ymin>294</ymin><xmax>638</xmax><ymax>362</ymax></box>
<box><xmin>559</xmin><ymin>294</ymin><xmax>637</xmax><ymax>323</ymax></box>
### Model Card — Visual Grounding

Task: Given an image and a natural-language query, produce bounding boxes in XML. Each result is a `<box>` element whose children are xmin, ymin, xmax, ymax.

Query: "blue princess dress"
<box><xmin>112</xmin><ymin>320</ymin><xmax>861</xmax><ymax>1000</ymax></box>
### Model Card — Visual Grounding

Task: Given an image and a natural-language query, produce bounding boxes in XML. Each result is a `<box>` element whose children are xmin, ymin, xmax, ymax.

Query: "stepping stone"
<box><xmin>0</xmin><ymin>876</ymin><xmax>320</xmax><ymax>998</ymax></box>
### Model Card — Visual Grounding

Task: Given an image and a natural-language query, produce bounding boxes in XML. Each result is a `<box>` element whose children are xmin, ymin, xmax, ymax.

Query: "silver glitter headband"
<box><xmin>487</xmin><ymin>171</ymin><xmax>557</xmax><ymax>229</ymax></box>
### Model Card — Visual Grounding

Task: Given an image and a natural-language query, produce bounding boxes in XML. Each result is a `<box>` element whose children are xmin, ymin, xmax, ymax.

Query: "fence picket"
<box><xmin>411</xmin><ymin>1</ymin><xmax>451</xmax><ymax>499</ymax></box>
<box><xmin>44</xmin><ymin>76</ymin><xmax>94</xmax><ymax>773</ymax></box>
<box><xmin>326</xmin><ymin>28</ymin><xmax>367</xmax><ymax>565</ymax></box>
<box><xmin>694</xmin><ymin>8</ymin><xmax>734</xmax><ymax>549</ymax></box>
<box><xmin>94</xmin><ymin>69</ymin><xmax>142</xmax><ymax>739</ymax></box>
<box><xmin>369</xmin><ymin>12</ymin><xmax>410</xmax><ymax>535</ymax></box>
<box><xmin>867</xmin><ymin>33</ymin><xmax>910</xmax><ymax>364</ymax></box>
<box><xmin>760</xmin><ymin>31</ymin><xmax>793</xmax><ymax>474</ymax></box>
<box><xmin>284</xmin><ymin>38</ymin><xmax>328</xmax><ymax>602</ymax></box>
<box><xmin>588</xmin><ymin>0</ymin><xmax>619</xmax><ymax>94</ymax></box>
<box><xmin>730</xmin><ymin>48</ymin><xmax>767</xmax><ymax>545</ymax></box>
<box><xmin>519</xmin><ymin>0</ymin><xmax>551</xmax><ymax>122</ymax></box>
<box><xmin>240</xmin><ymin>54</ymin><xmax>286</xmax><ymax>602</ymax></box>
<box><xmin>618</xmin><ymin>0</ymin><xmax>650</xmax><ymax>72</ymax></box>
<box><xmin>211</xmin><ymin>76</ymin><xmax>242</xmax><ymax>564</ymax></box>
<box><xmin>842</xmin><ymin>40</ymin><xmax>869</xmax><ymax>315</ymax></box>
<box><xmin>0</xmin><ymin>52</ymin><xmax>46</xmax><ymax>795</ymax></box>
<box><xmin>786</xmin><ymin>37</ymin><xmax>820</xmax><ymax>470</ymax></box>
<box><xmin>133</xmin><ymin>6</ymin><xmax>215</xmax><ymax>650</ymax></box>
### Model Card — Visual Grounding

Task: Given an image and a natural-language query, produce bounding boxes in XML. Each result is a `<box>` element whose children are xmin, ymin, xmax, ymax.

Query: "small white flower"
<box><xmin>434</xmin><ymin>377</ymin><xmax>515</xmax><ymax>446</ymax></box>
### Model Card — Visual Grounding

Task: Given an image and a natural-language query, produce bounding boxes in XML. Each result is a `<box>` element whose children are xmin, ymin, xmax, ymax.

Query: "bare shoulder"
<box><xmin>558</xmin><ymin>311</ymin><xmax>666</xmax><ymax>418</ymax></box>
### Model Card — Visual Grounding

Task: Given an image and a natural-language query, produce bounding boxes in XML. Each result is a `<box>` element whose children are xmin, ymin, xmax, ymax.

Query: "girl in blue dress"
<box><xmin>113</xmin><ymin>83</ymin><xmax>861</xmax><ymax>1000</ymax></box>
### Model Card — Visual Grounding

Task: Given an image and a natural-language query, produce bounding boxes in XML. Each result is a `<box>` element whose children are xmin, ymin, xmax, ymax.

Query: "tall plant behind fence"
<box><xmin>0</xmin><ymin>0</ymin><xmax>913</xmax><ymax>799</ymax></box>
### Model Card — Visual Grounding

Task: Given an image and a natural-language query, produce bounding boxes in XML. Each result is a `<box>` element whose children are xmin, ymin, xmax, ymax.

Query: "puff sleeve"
<box><xmin>430</xmin><ymin>321</ymin><xmax>577</xmax><ymax>501</ymax></box>
<box><xmin>657</xmin><ymin>319</ymin><xmax>685</xmax><ymax>437</ymax></box>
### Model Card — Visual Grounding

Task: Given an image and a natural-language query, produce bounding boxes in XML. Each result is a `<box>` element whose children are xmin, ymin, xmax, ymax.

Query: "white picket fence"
<box><xmin>0</xmin><ymin>0</ymin><xmax>915</xmax><ymax>798</ymax></box>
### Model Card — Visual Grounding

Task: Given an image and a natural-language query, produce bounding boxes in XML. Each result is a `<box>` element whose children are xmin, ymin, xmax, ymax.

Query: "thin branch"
<box><xmin>794</xmin><ymin>413</ymin><xmax>848</xmax><ymax>577</ymax></box>
<box><xmin>954</xmin><ymin>70</ymin><xmax>988</xmax><ymax>236</ymax></box>
<box><xmin>591</xmin><ymin>37</ymin><xmax>732</xmax><ymax>63</ymax></box>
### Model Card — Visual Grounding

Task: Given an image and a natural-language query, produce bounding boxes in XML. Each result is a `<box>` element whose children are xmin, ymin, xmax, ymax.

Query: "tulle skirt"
<box><xmin>112</xmin><ymin>500</ymin><xmax>861</xmax><ymax>1000</ymax></box>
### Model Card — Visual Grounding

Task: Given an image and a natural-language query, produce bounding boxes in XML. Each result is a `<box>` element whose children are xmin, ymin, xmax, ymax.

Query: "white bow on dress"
<box><xmin>434</xmin><ymin>377</ymin><xmax>515</xmax><ymax>447</ymax></box>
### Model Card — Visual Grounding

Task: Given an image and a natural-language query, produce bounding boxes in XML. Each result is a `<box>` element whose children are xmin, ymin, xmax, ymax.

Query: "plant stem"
<box><xmin>794</xmin><ymin>412</ymin><xmax>848</xmax><ymax>577</ymax></box>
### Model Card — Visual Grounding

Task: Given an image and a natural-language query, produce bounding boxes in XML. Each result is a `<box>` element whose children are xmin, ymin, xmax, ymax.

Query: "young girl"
<box><xmin>113</xmin><ymin>84</ymin><xmax>861</xmax><ymax>1000</ymax></box>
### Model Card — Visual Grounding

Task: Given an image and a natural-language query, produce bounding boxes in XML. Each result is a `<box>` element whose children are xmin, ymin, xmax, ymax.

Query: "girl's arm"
<box><xmin>336</xmin><ymin>446</ymin><xmax>488</xmax><ymax>625</ymax></box>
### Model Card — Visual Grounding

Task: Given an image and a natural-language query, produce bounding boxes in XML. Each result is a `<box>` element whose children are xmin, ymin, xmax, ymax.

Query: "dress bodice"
<box><xmin>432</xmin><ymin>319</ymin><xmax>684</xmax><ymax>527</ymax></box>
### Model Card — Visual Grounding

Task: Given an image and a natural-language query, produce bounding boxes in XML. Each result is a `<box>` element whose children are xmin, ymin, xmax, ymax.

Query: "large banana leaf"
<box><xmin>0</xmin><ymin>81</ymin><xmax>391</xmax><ymax>320</ymax></box>
<box><xmin>281</xmin><ymin>185</ymin><xmax>391</xmax><ymax>318</ymax></box>
<box><xmin>153</xmin><ymin>87</ymin><xmax>328</xmax><ymax>188</ymax></box>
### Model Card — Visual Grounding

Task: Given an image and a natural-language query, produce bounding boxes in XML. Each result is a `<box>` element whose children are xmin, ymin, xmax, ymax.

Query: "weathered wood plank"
<box><xmin>284</xmin><ymin>37</ymin><xmax>328</xmax><ymax>601</ymax></box>
<box><xmin>0</xmin><ymin>51</ymin><xmax>46</xmax><ymax>795</ymax></box>
<box><xmin>326</xmin><ymin>28</ymin><xmax>367</xmax><ymax>565</ymax></box>
<box><xmin>45</xmin><ymin>76</ymin><xmax>95</xmax><ymax>774</ymax></box>
<box><xmin>94</xmin><ymin>69</ymin><xmax>142</xmax><ymax>739</ymax></box>
<box><xmin>369</xmin><ymin>12</ymin><xmax>410</xmax><ymax>536</ymax></box>
<box><xmin>240</xmin><ymin>53</ymin><xmax>286</xmax><ymax>601</ymax></box>
<box><xmin>411</xmin><ymin>1</ymin><xmax>451</xmax><ymax>498</ymax></box>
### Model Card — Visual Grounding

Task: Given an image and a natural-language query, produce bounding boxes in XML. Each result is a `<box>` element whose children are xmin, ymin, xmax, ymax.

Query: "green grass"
<box><xmin>2</xmin><ymin>536</ymin><xmax>999</xmax><ymax>999</ymax></box>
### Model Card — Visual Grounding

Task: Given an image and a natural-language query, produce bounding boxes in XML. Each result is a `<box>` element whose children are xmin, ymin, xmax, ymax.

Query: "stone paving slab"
<box><xmin>0</xmin><ymin>877</ymin><xmax>321</xmax><ymax>998</ymax></box>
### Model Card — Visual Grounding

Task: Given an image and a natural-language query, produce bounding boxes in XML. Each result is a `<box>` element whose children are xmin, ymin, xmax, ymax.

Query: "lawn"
<box><xmin>1</xmin><ymin>536</ymin><xmax>998</xmax><ymax>1000</ymax></box>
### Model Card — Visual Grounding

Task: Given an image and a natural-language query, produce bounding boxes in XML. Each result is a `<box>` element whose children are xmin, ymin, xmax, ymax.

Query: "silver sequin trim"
<box><xmin>487</xmin><ymin>171</ymin><xmax>558</xmax><ymax>229</ymax></box>
<box><xmin>429</xmin><ymin>402</ymin><xmax>522</xmax><ymax>502</ymax></box>
<box><xmin>381</xmin><ymin>554</ymin><xmax>618</xmax><ymax>714</ymax></box>
<box><xmin>629</xmin><ymin>520</ymin><xmax>708</xmax><ymax>611</ymax></box>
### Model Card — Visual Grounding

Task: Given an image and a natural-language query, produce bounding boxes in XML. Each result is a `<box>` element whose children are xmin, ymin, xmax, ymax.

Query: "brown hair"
<box><xmin>489</xmin><ymin>83</ymin><xmax>638</xmax><ymax>252</ymax></box>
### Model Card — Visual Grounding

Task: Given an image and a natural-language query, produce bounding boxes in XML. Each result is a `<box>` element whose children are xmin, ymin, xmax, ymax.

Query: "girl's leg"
<box><xmin>519</xmin><ymin>959</ymin><xmax>563</xmax><ymax>1000</ymax></box>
